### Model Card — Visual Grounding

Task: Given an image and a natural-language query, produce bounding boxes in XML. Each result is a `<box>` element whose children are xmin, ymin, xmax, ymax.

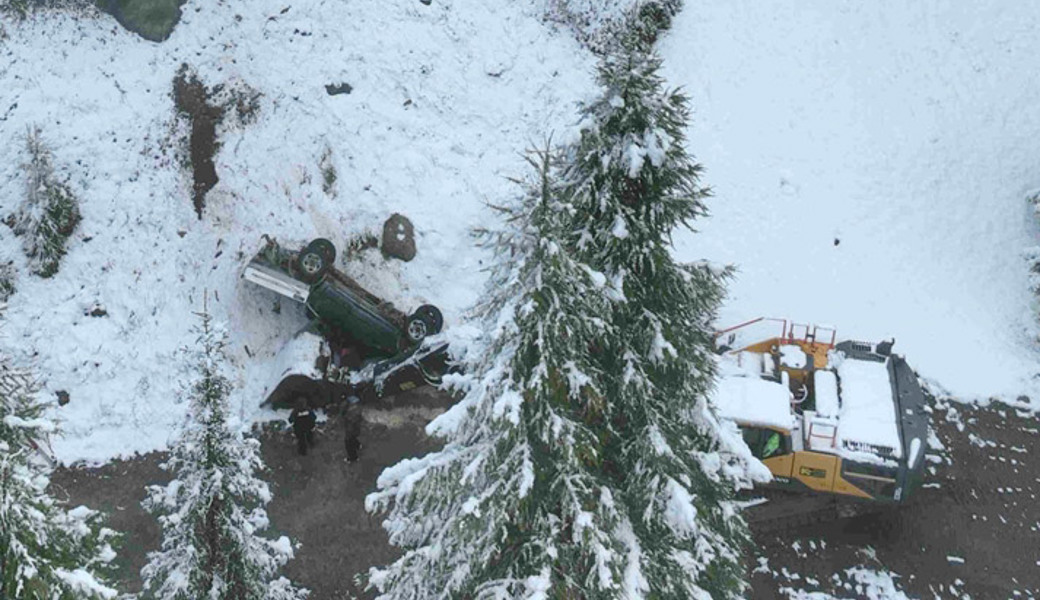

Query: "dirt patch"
<box><xmin>173</xmin><ymin>65</ymin><xmax>223</xmax><ymax>220</ymax></box>
<box><xmin>749</xmin><ymin>401</ymin><xmax>1040</xmax><ymax>598</ymax></box>
<box><xmin>51</xmin><ymin>387</ymin><xmax>1039</xmax><ymax>598</ymax></box>
<box><xmin>49</xmin><ymin>453</ymin><xmax>168</xmax><ymax>592</ymax></box>
<box><xmin>50</xmin><ymin>386</ymin><xmax>452</xmax><ymax>598</ymax></box>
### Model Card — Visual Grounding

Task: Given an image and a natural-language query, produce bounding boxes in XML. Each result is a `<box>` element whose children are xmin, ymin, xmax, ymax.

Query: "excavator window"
<box><xmin>742</xmin><ymin>427</ymin><xmax>790</xmax><ymax>460</ymax></box>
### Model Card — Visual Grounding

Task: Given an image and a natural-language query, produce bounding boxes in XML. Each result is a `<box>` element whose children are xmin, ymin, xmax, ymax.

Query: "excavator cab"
<box><xmin>713</xmin><ymin>318</ymin><xmax>928</xmax><ymax>505</ymax></box>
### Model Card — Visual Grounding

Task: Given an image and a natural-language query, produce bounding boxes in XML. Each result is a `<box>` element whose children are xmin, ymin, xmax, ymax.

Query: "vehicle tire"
<box><xmin>414</xmin><ymin>304</ymin><xmax>443</xmax><ymax>334</ymax></box>
<box><xmin>309</xmin><ymin>238</ymin><xmax>337</xmax><ymax>264</ymax></box>
<box><xmin>405</xmin><ymin>313</ymin><xmax>430</xmax><ymax>343</ymax></box>
<box><xmin>297</xmin><ymin>239</ymin><xmax>333</xmax><ymax>283</ymax></box>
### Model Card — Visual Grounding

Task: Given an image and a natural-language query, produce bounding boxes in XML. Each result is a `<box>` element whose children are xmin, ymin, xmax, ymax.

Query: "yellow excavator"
<box><xmin>713</xmin><ymin>318</ymin><xmax>929</xmax><ymax>526</ymax></box>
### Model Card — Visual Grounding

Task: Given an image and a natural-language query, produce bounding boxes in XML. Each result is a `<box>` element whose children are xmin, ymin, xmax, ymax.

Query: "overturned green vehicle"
<box><xmin>243</xmin><ymin>236</ymin><xmax>443</xmax><ymax>355</ymax></box>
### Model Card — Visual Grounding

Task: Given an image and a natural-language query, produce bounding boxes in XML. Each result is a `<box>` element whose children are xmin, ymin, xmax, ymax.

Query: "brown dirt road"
<box><xmin>748</xmin><ymin>400</ymin><xmax>1040</xmax><ymax>599</ymax></box>
<box><xmin>51</xmin><ymin>394</ymin><xmax>1039</xmax><ymax>599</ymax></box>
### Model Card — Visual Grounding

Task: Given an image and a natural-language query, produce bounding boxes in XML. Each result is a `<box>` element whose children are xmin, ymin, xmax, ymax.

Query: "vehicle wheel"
<box><xmin>405</xmin><ymin>313</ymin><xmax>430</xmax><ymax>343</ymax></box>
<box><xmin>309</xmin><ymin>238</ymin><xmax>337</xmax><ymax>264</ymax></box>
<box><xmin>414</xmin><ymin>304</ymin><xmax>443</xmax><ymax>334</ymax></box>
<box><xmin>297</xmin><ymin>239</ymin><xmax>333</xmax><ymax>283</ymax></box>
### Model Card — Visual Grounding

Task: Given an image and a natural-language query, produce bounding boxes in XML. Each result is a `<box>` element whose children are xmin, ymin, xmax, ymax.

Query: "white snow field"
<box><xmin>0</xmin><ymin>0</ymin><xmax>596</xmax><ymax>463</ymax></box>
<box><xmin>661</xmin><ymin>2</ymin><xmax>1040</xmax><ymax>403</ymax></box>
<box><xmin>2</xmin><ymin>0</ymin><xmax>1040</xmax><ymax>465</ymax></box>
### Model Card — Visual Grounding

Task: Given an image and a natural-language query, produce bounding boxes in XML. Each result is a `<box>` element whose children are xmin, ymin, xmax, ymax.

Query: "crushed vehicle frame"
<box><xmin>243</xmin><ymin>235</ymin><xmax>443</xmax><ymax>356</ymax></box>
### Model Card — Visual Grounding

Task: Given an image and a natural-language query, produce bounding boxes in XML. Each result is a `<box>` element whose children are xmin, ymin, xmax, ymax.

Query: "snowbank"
<box><xmin>662</xmin><ymin>1</ymin><xmax>1040</xmax><ymax>404</ymax></box>
<box><xmin>0</xmin><ymin>0</ymin><xmax>595</xmax><ymax>463</ymax></box>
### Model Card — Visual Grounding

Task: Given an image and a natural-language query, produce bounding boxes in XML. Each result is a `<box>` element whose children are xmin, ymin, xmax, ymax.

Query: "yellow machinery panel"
<box><xmin>763</xmin><ymin>453</ymin><xmax>794</xmax><ymax>480</ymax></box>
<box><xmin>791</xmin><ymin>452</ymin><xmax>838</xmax><ymax>493</ymax></box>
<box><xmin>832</xmin><ymin>462</ymin><xmax>887</xmax><ymax>500</ymax></box>
<box><xmin>792</xmin><ymin>339</ymin><xmax>831</xmax><ymax>370</ymax></box>
<box><xmin>738</xmin><ymin>338</ymin><xmax>780</xmax><ymax>355</ymax></box>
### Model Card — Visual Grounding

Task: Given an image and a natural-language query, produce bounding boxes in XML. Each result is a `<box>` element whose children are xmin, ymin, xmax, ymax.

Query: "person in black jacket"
<box><xmin>342</xmin><ymin>396</ymin><xmax>362</xmax><ymax>462</ymax></box>
<box><xmin>289</xmin><ymin>397</ymin><xmax>317</xmax><ymax>456</ymax></box>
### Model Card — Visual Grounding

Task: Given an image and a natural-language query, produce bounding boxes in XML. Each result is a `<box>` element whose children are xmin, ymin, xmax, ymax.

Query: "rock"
<box><xmin>381</xmin><ymin>213</ymin><xmax>416</xmax><ymax>262</ymax></box>
<box><xmin>94</xmin><ymin>0</ymin><xmax>187</xmax><ymax>43</ymax></box>
<box><xmin>325</xmin><ymin>83</ymin><xmax>353</xmax><ymax>96</ymax></box>
<box><xmin>56</xmin><ymin>390</ymin><xmax>70</xmax><ymax>406</ymax></box>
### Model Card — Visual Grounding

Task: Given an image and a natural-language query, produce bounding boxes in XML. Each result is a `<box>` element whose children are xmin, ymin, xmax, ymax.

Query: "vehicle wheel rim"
<box><xmin>301</xmin><ymin>254</ymin><xmax>322</xmax><ymax>275</ymax></box>
<box><xmin>407</xmin><ymin>319</ymin><xmax>427</xmax><ymax>341</ymax></box>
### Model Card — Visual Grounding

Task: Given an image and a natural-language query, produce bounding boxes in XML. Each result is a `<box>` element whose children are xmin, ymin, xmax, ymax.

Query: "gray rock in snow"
<box><xmin>325</xmin><ymin>83</ymin><xmax>353</xmax><ymax>96</ymax></box>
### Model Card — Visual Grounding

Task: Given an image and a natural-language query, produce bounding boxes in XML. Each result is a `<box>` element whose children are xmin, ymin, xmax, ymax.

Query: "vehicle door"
<box><xmin>741</xmin><ymin>426</ymin><xmax>794</xmax><ymax>481</ymax></box>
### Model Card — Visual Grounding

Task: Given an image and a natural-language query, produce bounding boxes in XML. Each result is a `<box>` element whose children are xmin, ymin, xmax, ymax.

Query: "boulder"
<box><xmin>381</xmin><ymin>213</ymin><xmax>416</xmax><ymax>262</ymax></box>
<box><xmin>325</xmin><ymin>82</ymin><xmax>353</xmax><ymax>96</ymax></box>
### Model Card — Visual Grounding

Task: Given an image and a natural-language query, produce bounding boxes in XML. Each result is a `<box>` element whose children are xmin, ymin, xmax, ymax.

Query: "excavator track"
<box><xmin>743</xmin><ymin>489</ymin><xmax>885</xmax><ymax>535</ymax></box>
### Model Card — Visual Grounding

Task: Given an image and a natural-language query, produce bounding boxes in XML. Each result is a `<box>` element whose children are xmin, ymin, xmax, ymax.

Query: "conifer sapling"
<box><xmin>11</xmin><ymin>126</ymin><xmax>81</xmax><ymax>278</ymax></box>
<box><xmin>140</xmin><ymin>304</ymin><xmax>307</xmax><ymax>600</ymax></box>
<box><xmin>0</xmin><ymin>355</ymin><xmax>117</xmax><ymax>599</ymax></box>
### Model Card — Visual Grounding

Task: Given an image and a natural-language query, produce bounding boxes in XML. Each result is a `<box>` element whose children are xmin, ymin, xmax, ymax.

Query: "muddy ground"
<box><xmin>52</xmin><ymin>395</ymin><xmax>1039</xmax><ymax>599</ymax></box>
<box><xmin>51</xmin><ymin>385</ymin><xmax>451</xmax><ymax>599</ymax></box>
<box><xmin>748</xmin><ymin>401</ymin><xmax>1040</xmax><ymax>599</ymax></box>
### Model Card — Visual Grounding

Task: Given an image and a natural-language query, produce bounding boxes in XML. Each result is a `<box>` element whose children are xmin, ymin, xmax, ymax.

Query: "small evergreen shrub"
<box><xmin>345</xmin><ymin>230</ymin><xmax>379</xmax><ymax>260</ymax></box>
<box><xmin>544</xmin><ymin>0</ymin><xmax>682</xmax><ymax>53</ymax></box>
<box><xmin>1025</xmin><ymin>192</ymin><xmax>1040</xmax><ymax>314</ymax></box>
<box><xmin>319</xmin><ymin>146</ymin><xmax>337</xmax><ymax>197</ymax></box>
<box><xmin>0</xmin><ymin>0</ymin><xmax>87</xmax><ymax>19</ymax></box>
<box><xmin>11</xmin><ymin>126</ymin><xmax>81</xmax><ymax>278</ymax></box>
<box><xmin>0</xmin><ymin>261</ymin><xmax>15</xmax><ymax>302</ymax></box>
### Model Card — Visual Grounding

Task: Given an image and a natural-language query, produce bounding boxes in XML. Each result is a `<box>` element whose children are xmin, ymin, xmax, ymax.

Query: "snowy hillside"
<box><xmin>661</xmin><ymin>2</ymin><xmax>1040</xmax><ymax>402</ymax></box>
<box><xmin>0</xmin><ymin>0</ymin><xmax>597</xmax><ymax>463</ymax></box>
<box><xmin>3</xmin><ymin>0</ymin><xmax>1040</xmax><ymax>467</ymax></box>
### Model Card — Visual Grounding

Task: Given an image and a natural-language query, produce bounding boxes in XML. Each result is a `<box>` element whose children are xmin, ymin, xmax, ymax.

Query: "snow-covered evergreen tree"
<box><xmin>367</xmin><ymin>146</ymin><xmax>641</xmax><ymax>598</ymax></box>
<box><xmin>553</xmin><ymin>33</ymin><xmax>765</xmax><ymax>598</ymax></box>
<box><xmin>0</xmin><ymin>357</ymin><xmax>117</xmax><ymax>599</ymax></box>
<box><xmin>12</xmin><ymin>126</ymin><xmax>81</xmax><ymax>278</ymax></box>
<box><xmin>140</xmin><ymin>306</ymin><xmax>307</xmax><ymax>600</ymax></box>
<box><xmin>558</xmin><ymin>36</ymin><xmax>764</xmax><ymax>598</ymax></box>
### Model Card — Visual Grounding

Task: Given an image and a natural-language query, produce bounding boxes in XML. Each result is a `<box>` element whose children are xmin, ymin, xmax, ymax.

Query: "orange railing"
<box><xmin>715</xmin><ymin>317</ymin><xmax>836</xmax><ymax>351</ymax></box>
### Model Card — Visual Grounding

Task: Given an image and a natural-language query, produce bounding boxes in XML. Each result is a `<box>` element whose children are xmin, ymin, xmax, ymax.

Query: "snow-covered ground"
<box><xmin>3</xmin><ymin>0</ymin><xmax>1040</xmax><ymax>467</ymax></box>
<box><xmin>661</xmin><ymin>2</ymin><xmax>1040</xmax><ymax>403</ymax></box>
<box><xmin>0</xmin><ymin>0</ymin><xmax>596</xmax><ymax>463</ymax></box>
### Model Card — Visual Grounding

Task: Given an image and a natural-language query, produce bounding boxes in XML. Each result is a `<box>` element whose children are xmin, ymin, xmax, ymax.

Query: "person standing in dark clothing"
<box><xmin>289</xmin><ymin>398</ymin><xmax>317</xmax><ymax>456</ymax></box>
<box><xmin>342</xmin><ymin>396</ymin><xmax>362</xmax><ymax>462</ymax></box>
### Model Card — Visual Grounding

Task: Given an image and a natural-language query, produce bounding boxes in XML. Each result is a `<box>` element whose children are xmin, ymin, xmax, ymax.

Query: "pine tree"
<box><xmin>140</xmin><ymin>305</ymin><xmax>307</xmax><ymax>600</ymax></box>
<box><xmin>12</xmin><ymin>126</ymin><xmax>81</xmax><ymax>278</ymax></box>
<box><xmin>0</xmin><ymin>358</ymin><xmax>117</xmax><ymax>599</ymax></box>
<box><xmin>557</xmin><ymin>36</ymin><xmax>761</xmax><ymax>598</ymax></box>
<box><xmin>367</xmin><ymin>145</ymin><xmax>640</xmax><ymax>598</ymax></box>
